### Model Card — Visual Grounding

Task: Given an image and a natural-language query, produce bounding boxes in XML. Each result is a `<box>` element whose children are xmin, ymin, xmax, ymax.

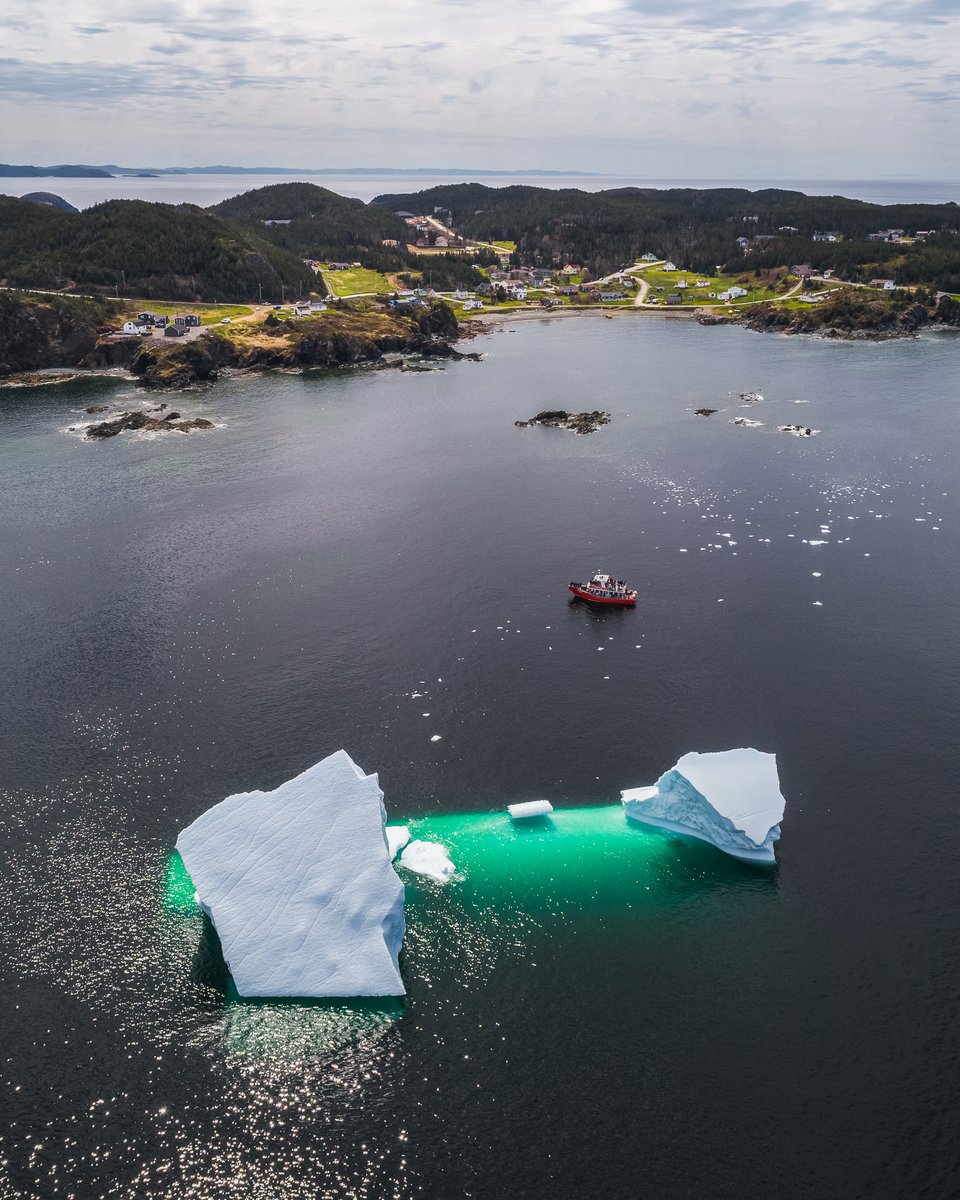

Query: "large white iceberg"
<box><xmin>622</xmin><ymin>749</ymin><xmax>785</xmax><ymax>863</ymax></box>
<box><xmin>176</xmin><ymin>749</ymin><xmax>406</xmax><ymax>998</ymax></box>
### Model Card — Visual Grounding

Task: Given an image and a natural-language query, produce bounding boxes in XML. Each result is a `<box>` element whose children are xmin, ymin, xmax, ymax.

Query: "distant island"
<box><xmin>0</xmin><ymin>164</ymin><xmax>113</xmax><ymax>178</ymax></box>
<box><xmin>0</xmin><ymin>162</ymin><xmax>598</xmax><ymax>179</ymax></box>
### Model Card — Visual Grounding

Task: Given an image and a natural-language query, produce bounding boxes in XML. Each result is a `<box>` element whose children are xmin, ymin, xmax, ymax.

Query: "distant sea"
<box><xmin>0</xmin><ymin>172</ymin><xmax>957</xmax><ymax>208</ymax></box>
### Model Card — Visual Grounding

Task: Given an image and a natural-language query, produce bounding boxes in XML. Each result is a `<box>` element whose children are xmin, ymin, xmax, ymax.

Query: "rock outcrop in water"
<box><xmin>515</xmin><ymin>409</ymin><xmax>611</xmax><ymax>434</ymax></box>
<box><xmin>85</xmin><ymin>409</ymin><xmax>215</xmax><ymax>439</ymax></box>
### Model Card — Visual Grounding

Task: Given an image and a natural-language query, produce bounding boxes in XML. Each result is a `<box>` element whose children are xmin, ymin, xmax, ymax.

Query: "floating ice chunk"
<box><xmin>622</xmin><ymin>749</ymin><xmax>785</xmax><ymax>864</ymax></box>
<box><xmin>386</xmin><ymin>825</ymin><xmax>411</xmax><ymax>859</ymax></box>
<box><xmin>176</xmin><ymin>749</ymin><xmax>405</xmax><ymax>998</ymax></box>
<box><xmin>430</xmin><ymin>734</ymin><xmax>442</xmax><ymax>742</ymax></box>
<box><xmin>399</xmin><ymin>840</ymin><xmax>456</xmax><ymax>882</ymax></box>
<box><xmin>508</xmin><ymin>800</ymin><xmax>554</xmax><ymax>819</ymax></box>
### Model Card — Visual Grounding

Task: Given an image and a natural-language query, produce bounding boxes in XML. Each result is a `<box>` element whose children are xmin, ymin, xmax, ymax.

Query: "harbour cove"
<box><xmin>1</xmin><ymin>316</ymin><xmax>959</xmax><ymax>1198</ymax></box>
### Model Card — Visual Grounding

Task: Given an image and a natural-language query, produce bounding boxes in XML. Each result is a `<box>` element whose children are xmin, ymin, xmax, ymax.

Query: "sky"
<box><xmin>2</xmin><ymin>0</ymin><xmax>959</xmax><ymax>177</ymax></box>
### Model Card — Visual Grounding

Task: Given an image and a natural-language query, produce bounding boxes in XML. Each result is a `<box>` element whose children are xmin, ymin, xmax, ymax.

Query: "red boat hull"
<box><xmin>568</xmin><ymin>584</ymin><xmax>636</xmax><ymax>606</ymax></box>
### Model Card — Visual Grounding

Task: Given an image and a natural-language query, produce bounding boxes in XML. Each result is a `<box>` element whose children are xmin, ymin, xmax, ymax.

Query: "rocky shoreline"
<box><xmin>0</xmin><ymin>296</ymin><xmax>474</xmax><ymax>391</ymax></box>
<box><xmin>698</xmin><ymin>292</ymin><xmax>960</xmax><ymax>340</ymax></box>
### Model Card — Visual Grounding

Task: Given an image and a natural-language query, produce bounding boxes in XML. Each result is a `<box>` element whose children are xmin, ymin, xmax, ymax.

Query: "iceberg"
<box><xmin>399</xmin><ymin>840</ymin><xmax>456</xmax><ymax>882</ymax></box>
<box><xmin>176</xmin><ymin>749</ymin><xmax>405</xmax><ymax>998</ymax></box>
<box><xmin>622</xmin><ymin>749</ymin><xmax>785</xmax><ymax>863</ymax></box>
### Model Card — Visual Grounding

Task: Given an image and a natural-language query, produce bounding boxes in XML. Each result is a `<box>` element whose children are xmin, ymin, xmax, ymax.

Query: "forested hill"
<box><xmin>370</xmin><ymin>184</ymin><xmax>960</xmax><ymax>284</ymax></box>
<box><xmin>0</xmin><ymin>197</ymin><xmax>313</xmax><ymax>302</ymax></box>
<box><xmin>211</xmin><ymin>183</ymin><xmax>408</xmax><ymax>261</ymax></box>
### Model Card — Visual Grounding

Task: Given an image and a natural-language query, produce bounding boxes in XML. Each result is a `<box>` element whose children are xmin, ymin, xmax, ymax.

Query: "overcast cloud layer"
<box><xmin>3</xmin><ymin>0</ymin><xmax>959</xmax><ymax>176</ymax></box>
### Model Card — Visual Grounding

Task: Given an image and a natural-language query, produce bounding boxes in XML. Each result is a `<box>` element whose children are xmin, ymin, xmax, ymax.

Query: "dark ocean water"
<box><xmin>1</xmin><ymin>316</ymin><xmax>959</xmax><ymax>1198</ymax></box>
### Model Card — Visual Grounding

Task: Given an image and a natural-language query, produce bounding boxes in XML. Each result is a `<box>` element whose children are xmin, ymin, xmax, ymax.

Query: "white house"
<box><xmin>452</xmin><ymin>289</ymin><xmax>470</xmax><ymax>301</ymax></box>
<box><xmin>662</xmin><ymin>262</ymin><xmax>677</xmax><ymax>271</ymax></box>
<box><xmin>122</xmin><ymin>320</ymin><xmax>148</xmax><ymax>334</ymax></box>
<box><xmin>640</xmin><ymin>252</ymin><xmax>658</xmax><ymax>262</ymax></box>
<box><xmin>728</xmin><ymin>286</ymin><xmax>748</xmax><ymax>299</ymax></box>
<box><xmin>675</xmin><ymin>279</ymin><xmax>688</xmax><ymax>289</ymax></box>
<box><xmin>869</xmin><ymin>279</ymin><xmax>897</xmax><ymax>291</ymax></box>
<box><xmin>463</xmin><ymin>299</ymin><xmax>484</xmax><ymax>310</ymax></box>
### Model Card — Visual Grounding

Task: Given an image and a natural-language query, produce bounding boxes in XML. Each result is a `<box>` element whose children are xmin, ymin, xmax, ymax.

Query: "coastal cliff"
<box><xmin>1</xmin><ymin>296</ymin><xmax>463</xmax><ymax>387</ymax></box>
<box><xmin>699</xmin><ymin>291</ymin><xmax>960</xmax><ymax>339</ymax></box>
<box><xmin>0</xmin><ymin>294</ymin><xmax>120</xmax><ymax>375</ymax></box>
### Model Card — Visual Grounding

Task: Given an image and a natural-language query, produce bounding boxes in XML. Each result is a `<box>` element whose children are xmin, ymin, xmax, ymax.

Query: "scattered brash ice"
<box><xmin>399</xmin><ymin>840</ymin><xmax>456</xmax><ymax>882</ymax></box>
<box><xmin>176</xmin><ymin>749</ymin><xmax>405</xmax><ymax>997</ymax></box>
<box><xmin>621</xmin><ymin>749</ymin><xmax>785</xmax><ymax>863</ymax></box>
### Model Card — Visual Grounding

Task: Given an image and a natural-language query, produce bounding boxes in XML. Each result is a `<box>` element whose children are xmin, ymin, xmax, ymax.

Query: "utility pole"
<box><xmin>258</xmin><ymin>282</ymin><xmax>263</xmax><ymax>303</ymax></box>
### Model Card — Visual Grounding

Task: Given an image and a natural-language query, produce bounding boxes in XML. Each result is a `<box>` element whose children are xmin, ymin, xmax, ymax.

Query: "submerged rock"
<box><xmin>622</xmin><ymin>748</ymin><xmax>786</xmax><ymax>864</ymax></box>
<box><xmin>779</xmin><ymin>423</ymin><xmax>820</xmax><ymax>437</ymax></box>
<box><xmin>515</xmin><ymin>409</ymin><xmax>611</xmax><ymax>435</ymax></box>
<box><xmin>176</xmin><ymin>749</ymin><xmax>406</xmax><ymax>997</ymax></box>
<box><xmin>694</xmin><ymin>407</ymin><xmax>718</xmax><ymax>416</ymax></box>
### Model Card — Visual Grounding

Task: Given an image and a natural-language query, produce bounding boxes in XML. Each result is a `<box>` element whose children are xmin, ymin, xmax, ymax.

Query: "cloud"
<box><xmin>0</xmin><ymin>0</ymin><xmax>956</xmax><ymax>175</ymax></box>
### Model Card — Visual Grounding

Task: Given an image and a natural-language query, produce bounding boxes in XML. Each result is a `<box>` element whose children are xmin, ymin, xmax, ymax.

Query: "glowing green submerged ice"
<box><xmin>162</xmin><ymin>805</ymin><xmax>773</xmax><ymax>1061</ymax></box>
<box><xmin>165</xmin><ymin>802</ymin><xmax>762</xmax><ymax>921</ymax></box>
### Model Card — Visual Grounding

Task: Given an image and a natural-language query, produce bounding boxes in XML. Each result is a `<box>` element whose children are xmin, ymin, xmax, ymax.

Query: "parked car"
<box><xmin>220</xmin><ymin>318</ymin><xmax>231</xmax><ymax>324</ymax></box>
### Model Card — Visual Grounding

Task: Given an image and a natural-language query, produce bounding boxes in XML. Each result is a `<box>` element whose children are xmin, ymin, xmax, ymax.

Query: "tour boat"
<box><xmin>568</xmin><ymin>573</ymin><xmax>637</xmax><ymax>606</ymax></box>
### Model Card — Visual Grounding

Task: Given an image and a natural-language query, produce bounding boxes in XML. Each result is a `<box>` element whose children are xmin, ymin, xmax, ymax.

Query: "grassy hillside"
<box><xmin>0</xmin><ymin>197</ymin><xmax>315</xmax><ymax>302</ymax></box>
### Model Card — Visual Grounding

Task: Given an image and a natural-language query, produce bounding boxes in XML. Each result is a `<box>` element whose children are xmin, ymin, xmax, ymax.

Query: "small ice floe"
<box><xmin>739</xmin><ymin>391</ymin><xmax>764</xmax><ymax>402</ymax></box>
<box><xmin>399</xmin><ymin>840</ymin><xmax>456</xmax><ymax>882</ymax></box>
<box><xmin>779</xmin><ymin>424</ymin><xmax>820</xmax><ymax>437</ymax></box>
<box><xmin>430</xmin><ymin>734</ymin><xmax>442</xmax><ymax>742</ymax></box>
<box><xmin>622</xmin><ymin>748</ymin><xmax>785</xmax><ymax>864</ymax></box>
<box><xmin>807</xmin><ymin>539</ymin><xmax>828</xmax><ymax>546</ymax></box>
<box><xmin>386</xmin><ymin>825</ymin><xmax>411</xmax><ymax>859</ymax></box>
<box><xmin>813</xmin><ymin>601</ymin><xmax>823</xmax><ymax>606</ymax></box>
<box><xmin>732</xmin><ymin>417</ymin><xmax>763</xmax><ymax>428</ymax></box>
<box><xmin>508</xmin><ymin>800</ymin><xmax>554</xmax><ymax>819</ymax></box>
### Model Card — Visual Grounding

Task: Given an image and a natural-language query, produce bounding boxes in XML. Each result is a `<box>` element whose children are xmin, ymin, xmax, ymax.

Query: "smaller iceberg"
<box><xmin>508</xmin><ymin>800</ymin><xmax>554</xmax><ymax>819</ymax></box>
<box><xmin>622</xmin><ymin>749</ymin><xmax>785</xmax><ymax>863</ymax></box>
<box><xmin>399</xmin><ymin>840</ymin><xmax>456</xmax><ymax>882</ymax></box>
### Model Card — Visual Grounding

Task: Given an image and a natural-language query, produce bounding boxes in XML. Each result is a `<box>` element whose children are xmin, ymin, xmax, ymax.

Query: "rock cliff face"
<box><xmin>0</xmin><ymin>295</ymin><xmax>107</xmax><ymax>374</ymax></box>
<box><xmin>126</xmin><ymin>304</ymin><xmax>463</xmax><ymax>388</ymax></box>
<box><xmin>0</xmin><ymin>296</ymin><xmax>463</xmax><ymax>388</ymax></box>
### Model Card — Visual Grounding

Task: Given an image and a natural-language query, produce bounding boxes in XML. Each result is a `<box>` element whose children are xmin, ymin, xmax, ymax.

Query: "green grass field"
<box><xmin>121</xmin><ymin>301</ymin><xmax>254</xmax><ymax>325</ymax></box>
<box><xmin>322</xmin><ymin>267</ymin><xmax>392</xmax><ymax>297</ymax></box>
<box><xmin>637</xmin><ymin>266</ymin><xmax>787</xmax><ymax>306</ymax></box>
